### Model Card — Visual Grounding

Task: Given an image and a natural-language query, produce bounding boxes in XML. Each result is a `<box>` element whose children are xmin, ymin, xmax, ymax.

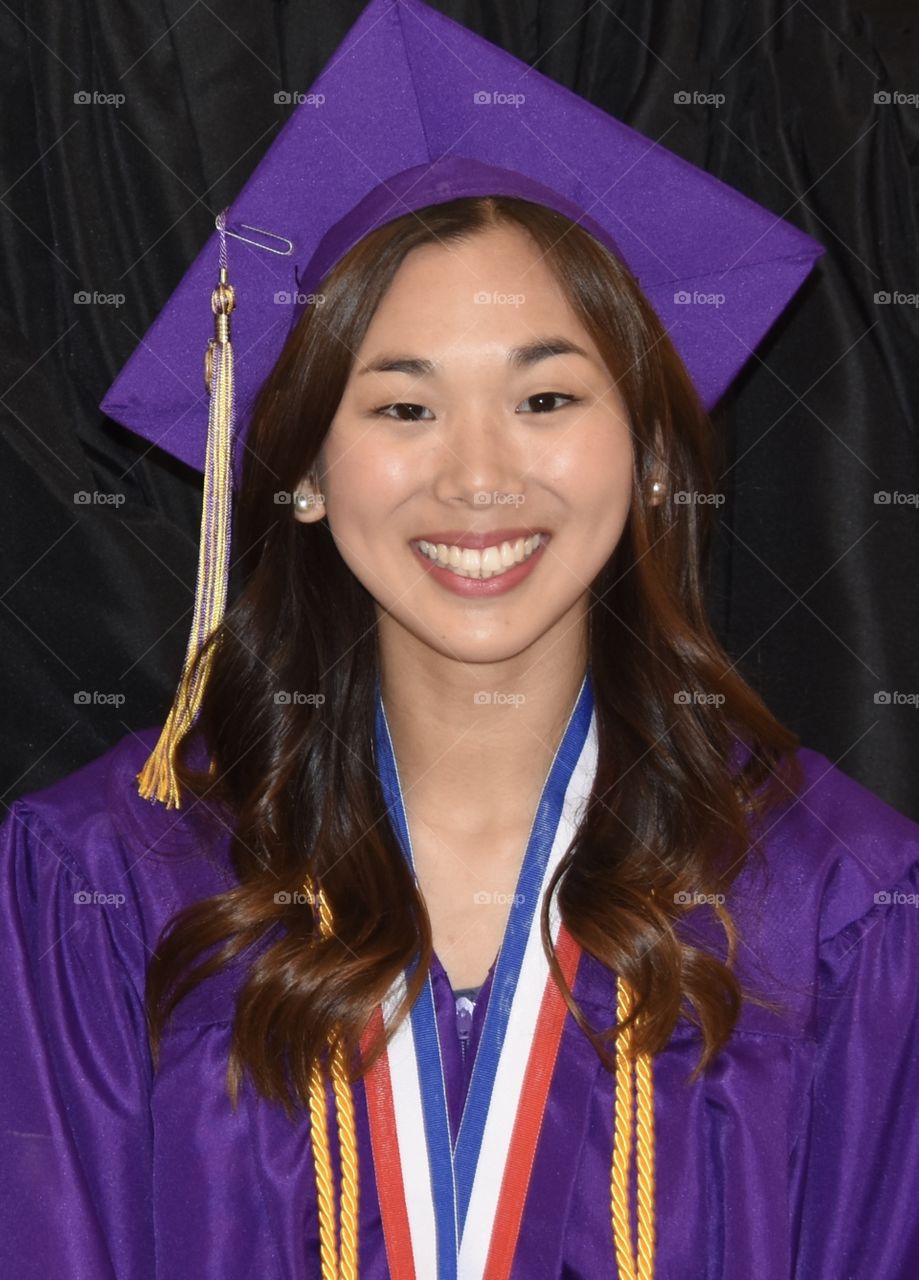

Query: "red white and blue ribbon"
<box><xmin>362</xmin><ymin>672</ymin><xmax>597</xmax><ymax>1279</ymax></box>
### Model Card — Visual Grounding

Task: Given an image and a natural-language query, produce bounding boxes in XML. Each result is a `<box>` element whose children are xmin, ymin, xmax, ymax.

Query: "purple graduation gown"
<box><xmin>2</xmin><ymin>725</ymin><xmax>919</xmax><ymax>1279</ymax></box>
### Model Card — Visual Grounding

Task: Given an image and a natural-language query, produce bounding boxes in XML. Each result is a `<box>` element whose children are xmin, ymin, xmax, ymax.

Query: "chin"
<box><xmin>412</xmin><ymin>616</ymin><xmax>564</xmax><ymax>666</ymax></box>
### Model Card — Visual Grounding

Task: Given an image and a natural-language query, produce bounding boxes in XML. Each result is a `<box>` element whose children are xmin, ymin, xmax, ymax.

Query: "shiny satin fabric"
<box><xmin>1</xmin><ymin>725</ymin><xmax>918</xmax><ymax>1277</ymax></box>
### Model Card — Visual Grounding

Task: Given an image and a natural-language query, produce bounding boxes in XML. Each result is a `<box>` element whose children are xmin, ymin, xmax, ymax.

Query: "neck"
<box><xmin>377</xmin><ymin>632</ymin><xmax>589</xmax><ymax>841</ymax></box>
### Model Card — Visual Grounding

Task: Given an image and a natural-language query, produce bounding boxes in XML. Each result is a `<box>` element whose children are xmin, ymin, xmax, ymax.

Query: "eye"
<box><xmin>517</xmin><ymin>392</ymin><xmax>581</xmax><ymax>414</ymax></box>
<box><xmin>374</xmin><ymin>402</ymin><xmax>434</xmax><ymax>422</ymax></box>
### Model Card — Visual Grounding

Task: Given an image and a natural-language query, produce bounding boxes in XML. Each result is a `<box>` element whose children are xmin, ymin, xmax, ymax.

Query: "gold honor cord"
<box><xmin>612</xmin><ymin>978</ymin><xmax>657</xmax><ymax>1280</ymax></box>
<box><xmin>136</xmin><ymin>246</ymin><xmax>236</xmax><ymax>809</ymax></box>
<box><xmin>305</xmin><ymin>870</ymin><xmax>655</xmax><ymax>1279</ymax></box>
<box><xmin>305</xmin><ymin>876</ymin><xmax>360</xmax><ymax>1280</ymax></box>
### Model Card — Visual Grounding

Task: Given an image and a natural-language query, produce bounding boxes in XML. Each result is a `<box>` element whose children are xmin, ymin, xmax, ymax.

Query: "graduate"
<box><xmin>2</xmin><ymin>1</ymin><xmax>919</xmax><ymax>1277</ymax></box>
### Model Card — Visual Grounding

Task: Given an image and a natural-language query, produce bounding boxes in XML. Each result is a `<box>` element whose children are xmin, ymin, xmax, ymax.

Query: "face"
<box><xmin>294</xmin><ymin>222</ymin><xmax>635</xmax><ymax>669</ymax></box>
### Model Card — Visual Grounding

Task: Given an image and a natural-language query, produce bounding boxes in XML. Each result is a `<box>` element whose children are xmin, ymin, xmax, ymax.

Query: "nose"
<box><xmin>430</xmin><ymin>407</ymin><xmax>526</xmax><ymax>506</ymax></box>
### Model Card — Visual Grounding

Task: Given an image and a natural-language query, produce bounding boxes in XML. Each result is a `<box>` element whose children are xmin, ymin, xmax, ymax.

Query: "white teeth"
<box><xmin>416</xmin><ymin>534</ymin><xmax>546</xmax><ymax>579</ymax></box>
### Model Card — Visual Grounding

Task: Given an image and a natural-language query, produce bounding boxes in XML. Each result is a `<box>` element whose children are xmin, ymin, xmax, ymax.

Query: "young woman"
<box><xmin>2</xmin><ymin>3</ymin><xmax>918</xmax><ymax>1279</ymax></box>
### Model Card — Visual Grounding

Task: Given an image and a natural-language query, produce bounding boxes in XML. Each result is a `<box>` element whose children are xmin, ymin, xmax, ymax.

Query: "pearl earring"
<box><xmin>293</xmin><ymin>493</ymin><xmax>313</xmax><ymax>511</ymax></box>
<box><xmin>650</xmin><ymin>479</ymin><xmax>667</xmax><ymax>500</ymax></box>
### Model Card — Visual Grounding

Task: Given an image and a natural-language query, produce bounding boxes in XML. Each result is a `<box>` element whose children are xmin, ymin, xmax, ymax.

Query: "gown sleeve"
<box><xmin>0</xmin><ymin>800</ymin><xmax>155</xmax><ymax>1279</ymax></box>
<box><xmin>791</xmin><ymin>855</ymin><xmax>919</xmax><ymax>1278</ymax></box>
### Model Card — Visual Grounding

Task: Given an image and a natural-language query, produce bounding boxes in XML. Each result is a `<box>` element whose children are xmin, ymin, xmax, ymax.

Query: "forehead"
<box><xmin>357</xmin><ymin>221</ymin><xmax>593</xmax><ymax>355</ymax></box>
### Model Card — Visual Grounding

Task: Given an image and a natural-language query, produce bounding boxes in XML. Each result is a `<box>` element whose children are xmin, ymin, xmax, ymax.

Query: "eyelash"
<box><xmin>372</xmin><ymin>392</ymin><xmax>581</xmax><ymax>422</ymax></box>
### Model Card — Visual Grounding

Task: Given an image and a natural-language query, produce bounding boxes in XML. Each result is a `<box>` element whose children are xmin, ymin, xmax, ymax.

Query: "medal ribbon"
<box><xmin>361</xmin><ymin>672</ymin><xmax>597</xmax><ymax>1279</ymax></box>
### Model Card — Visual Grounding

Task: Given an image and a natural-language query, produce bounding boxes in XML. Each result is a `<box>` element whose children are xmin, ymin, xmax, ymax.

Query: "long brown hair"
<box><xmin>144</xmin><ymin>195</ymin><xmax>804</xmax><ymax>1115</ymax></box>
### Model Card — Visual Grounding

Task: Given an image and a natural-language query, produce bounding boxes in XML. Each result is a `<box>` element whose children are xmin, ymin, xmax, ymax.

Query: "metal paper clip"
<box><xmin>221</xmin><ymin>218</ymin><xmax>294</xmax><ymax>257</ymax></box>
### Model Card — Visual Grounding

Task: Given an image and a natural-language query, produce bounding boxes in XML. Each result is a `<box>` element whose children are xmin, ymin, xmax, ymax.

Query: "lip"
<box><xmin>412</xmin><ymin>527</ymin><xmax>549</xmax><ymax>550</ymax></box>
<box><xmin>411</xmin><ymin>532</ymin><xmax>550</xmax><ymax>597</ymax></box>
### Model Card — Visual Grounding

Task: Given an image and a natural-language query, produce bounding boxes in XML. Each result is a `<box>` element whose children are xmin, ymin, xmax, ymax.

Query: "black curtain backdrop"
<box><xmin>1</xmin><ymin>2</ymin><xmax>917</xmax><ymax>816</ymax></box>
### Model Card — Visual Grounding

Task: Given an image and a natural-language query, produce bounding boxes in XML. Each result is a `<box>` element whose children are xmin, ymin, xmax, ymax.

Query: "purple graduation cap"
<box><xmin>100</xmin><ymin>0</ymin><xmax>824</xmax><ymax>808</ymax></box>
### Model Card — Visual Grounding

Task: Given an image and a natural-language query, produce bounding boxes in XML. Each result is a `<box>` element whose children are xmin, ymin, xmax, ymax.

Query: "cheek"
<box><xmin>320</xmin><ymin>428</ymin><xmax>415</xmax><ymax>518</ymax></box>
<box><xmin>538</xmin><ymin>417</ymin><xmax>634</xmax><ymax>508</ymax></box>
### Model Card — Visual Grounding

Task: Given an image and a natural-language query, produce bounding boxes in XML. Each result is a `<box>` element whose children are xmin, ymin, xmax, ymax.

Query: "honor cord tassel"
<box><xmin>306</xmin><ymin>874</ymin><xmax>360</xmax><ymax>1280</ymax></box>
<box><xmin>612</xmin><ymin>976</ymin><xmax>656</xmax><ymax>1279</ymax></box>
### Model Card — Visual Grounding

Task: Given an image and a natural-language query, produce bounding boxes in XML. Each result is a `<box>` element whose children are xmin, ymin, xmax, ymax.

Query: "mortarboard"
<box><xmin>100</xmin><ymin>0</ymin><xmax>824</xmax><ymax>811</ymax></box>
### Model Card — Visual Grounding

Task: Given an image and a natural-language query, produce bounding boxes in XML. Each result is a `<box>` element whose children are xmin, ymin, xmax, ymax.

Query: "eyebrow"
<box><xmin>356</xmin><ymin>336</ymin><xmax>591</xmax><ymax>378</ymax></box>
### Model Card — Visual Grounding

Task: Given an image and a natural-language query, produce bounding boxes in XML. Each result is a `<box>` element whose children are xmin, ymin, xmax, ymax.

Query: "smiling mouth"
<box><xmin>412</xmin><ymin>533</ymin><xmax>549</xmax><ymax>580</ymax></box>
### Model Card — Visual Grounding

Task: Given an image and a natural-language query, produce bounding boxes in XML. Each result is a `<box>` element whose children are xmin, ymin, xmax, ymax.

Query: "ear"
<box><xmin>291</xmin><ymin>472</ymin><xmax>326</xmax><ymax>524</ymax></box>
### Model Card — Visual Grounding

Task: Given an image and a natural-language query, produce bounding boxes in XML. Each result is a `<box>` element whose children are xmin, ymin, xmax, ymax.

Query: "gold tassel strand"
<box><xmin>330</xmin><ymin>1037</ymin><xmax>360</xmax><ymax>1279</ymax></box>
<box><xmin>306</xmin><ymin>874</ymin><xmax>360</xmax><ymax>1280</ymax></box>
<box><xmin>611</xmin><ymin>976</ymin><xmax>656</xmax><ymax>1279</ymax></box>
<box><xmin>634</xmin><ymin>1045</ymin><xmax>657</xmax><ymax>1280</ymax></box>
<box><xmin>611</xmin><ymin>977</ymin><xmax>638</xmax><ymax>1279</ymax></box>
<box><xmin>136</xmin><ymin>212</ymin><xmax>237</xmax><ymax>808</ymax></box>
<box><xmin>308</xmin><ymin>1050</ymin><xmax>341</xmax><ymax>1280</ymax></box>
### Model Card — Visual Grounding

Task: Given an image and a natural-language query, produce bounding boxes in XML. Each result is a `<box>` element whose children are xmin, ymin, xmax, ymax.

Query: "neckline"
<box><xmin>431</xmin><ymin>949</ymin><xmax>498</xmax><ymax>1010</ymax></box>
